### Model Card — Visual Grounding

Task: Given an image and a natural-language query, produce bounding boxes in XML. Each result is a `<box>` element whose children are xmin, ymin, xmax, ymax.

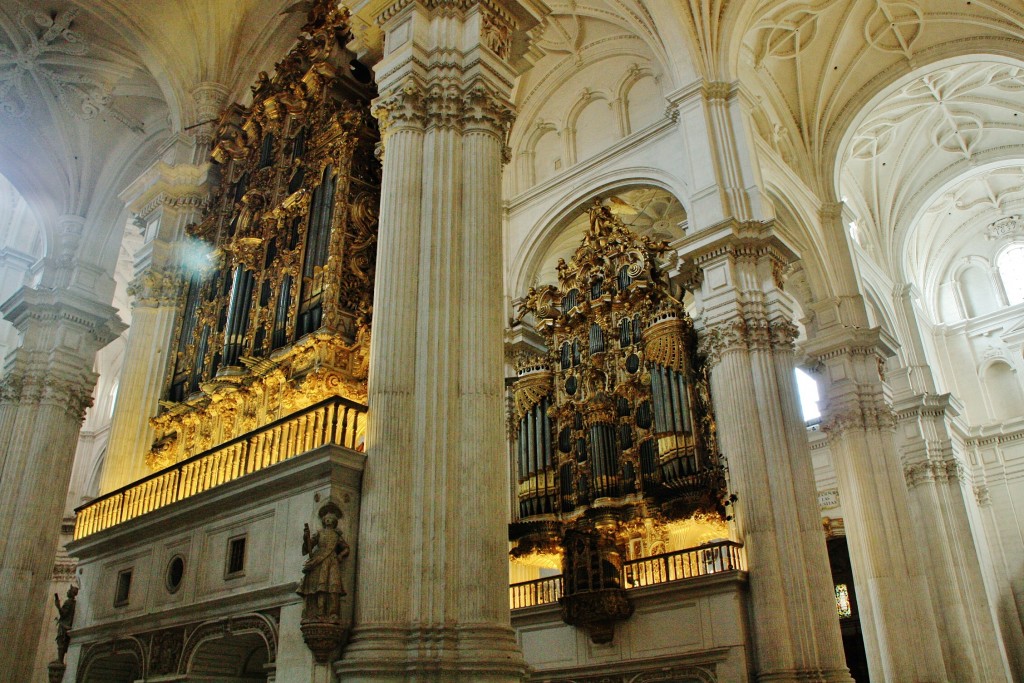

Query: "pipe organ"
<box><xmin>511</xmin><ymin>199</ymin><xmax>728</xmax><ymax>642</ymax></box>
<box><xmin>148</xmin><ymin>1</ymin><xmax>379</xmax><ymax>470</ymax></box>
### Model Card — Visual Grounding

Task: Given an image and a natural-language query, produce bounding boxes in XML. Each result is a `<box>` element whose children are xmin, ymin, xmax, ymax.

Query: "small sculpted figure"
<box><xmin>299</xmin><ymin>501</ymin><xmax>350</xmax><ymax>621</ymax></box>
<box><xmin>54</xmin><ymin>585</ymin><xmax>78</xmax><ymax>664</ymax></box>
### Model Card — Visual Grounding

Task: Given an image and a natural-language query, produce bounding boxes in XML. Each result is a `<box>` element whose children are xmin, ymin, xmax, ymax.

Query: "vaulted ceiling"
<box><xmin>0</xmin><ymin>0</ymin><xmax>1021</xmax><ymax>315</ymax></box>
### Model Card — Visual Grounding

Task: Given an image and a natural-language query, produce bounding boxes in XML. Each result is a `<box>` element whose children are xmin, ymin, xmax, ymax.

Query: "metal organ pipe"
<box><xmin>222</xmin><ymin>265</ymin><xmax>256</xmax><ymax>366</ymax></box>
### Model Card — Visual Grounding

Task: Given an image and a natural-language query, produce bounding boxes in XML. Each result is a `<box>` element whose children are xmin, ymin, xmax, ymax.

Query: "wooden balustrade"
<box><xmin>74</xmin><ymin>397</ymin><xmax>367</xmax><ymax>540</ymax></box>
<box><xmin>508</xmin><ymin>540</ymin><xmax>745</xmax><ymax>609</ymax></box>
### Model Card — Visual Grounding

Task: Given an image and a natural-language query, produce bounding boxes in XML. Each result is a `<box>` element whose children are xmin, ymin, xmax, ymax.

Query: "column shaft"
<box><xmin>812</xmin><ymin>339</ymin><xmax>948</xmax><ymax>682</ymax></box>
<box><xmin>0</xmin><ymin>288</ymin><xmax>122</xmax><ymax>682</ymax></box>
<box><xmin>694</xmin><ymin>237</ymin><xmax>851</xmax><ymax>682</ymax></box>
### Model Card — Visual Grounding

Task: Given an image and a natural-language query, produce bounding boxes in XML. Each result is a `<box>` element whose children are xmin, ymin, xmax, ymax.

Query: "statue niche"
<box><xmin>510</xmin><ymin>198</ymin><xmax>730</xmax><ymax>643</ymax></box>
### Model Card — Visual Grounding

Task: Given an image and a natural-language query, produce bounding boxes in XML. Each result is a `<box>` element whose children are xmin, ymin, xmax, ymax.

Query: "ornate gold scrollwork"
<box><xmin>151</xmin><ymin>0</ymin><xmax>379</xmax><ymax>471</ymax></box>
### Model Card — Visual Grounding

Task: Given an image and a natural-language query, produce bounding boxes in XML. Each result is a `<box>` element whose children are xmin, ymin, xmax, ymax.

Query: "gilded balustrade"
<box><xmin>508</xmin><ymin>540</ymin><xmax>744</xmax><ymax>609</ymax></box>
<box><xmin>74</xmin><ymin>396</ymin><xmax>366</xmax><ymax>539</ymax></box>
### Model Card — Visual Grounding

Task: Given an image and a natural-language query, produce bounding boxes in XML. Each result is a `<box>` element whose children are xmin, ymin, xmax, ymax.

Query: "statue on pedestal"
<box><xmin>49</xmin><ymin>585</ymin><xmax>78</xmax><ymax>682</ymax></box>
<box><xmin>298</xmin><ymin>500</ymin><xmax>351</xmax><ymax>663</ymax></box>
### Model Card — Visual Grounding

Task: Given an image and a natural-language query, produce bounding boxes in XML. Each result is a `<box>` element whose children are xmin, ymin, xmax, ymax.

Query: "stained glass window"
<box><xmin>835</xmin><ymin>583</ymin><xmax>852</xmax><ymax>618</ymax></box>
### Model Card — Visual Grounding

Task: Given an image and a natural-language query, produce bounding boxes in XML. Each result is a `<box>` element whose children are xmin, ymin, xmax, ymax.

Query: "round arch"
<box><xmin>509</xmin><ymin>170</ymin><xmax>690</xmax><ymax>298</ymax></box>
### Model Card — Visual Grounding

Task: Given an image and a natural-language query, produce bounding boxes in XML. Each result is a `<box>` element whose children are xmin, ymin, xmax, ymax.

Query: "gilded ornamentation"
<box><xmin>154</xmin><ymin>0</ymin><xmax>378</xmax><ymax>470</ymax></box>
<box><xmin>509</xmin><ymin>198</ymin><xmax>728</xmax><ymax>643</ymax></box>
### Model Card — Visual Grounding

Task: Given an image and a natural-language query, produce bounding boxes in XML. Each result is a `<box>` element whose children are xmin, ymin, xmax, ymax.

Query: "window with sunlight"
<box><xmin>795</xmin><ymin>368</ymin><xmax>821</xmax><ymax>422</ymax></box>
<box><xmin>998</xmin><ymin>244</ymin><xmax>1024</xmax><ymax>305</ymax></box>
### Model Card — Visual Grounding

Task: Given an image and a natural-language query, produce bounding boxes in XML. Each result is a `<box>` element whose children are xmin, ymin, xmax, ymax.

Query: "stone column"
<box><xmin>0</xmin><ymin>287</ymin><xmax>124</xmax><ymax>682</ymax></box>
<box><xmin>804</xmin><ymin>324</ymin><xmax>948</xmax><ymax>682</ymax></box>
<box><xmin>894</xmin><ymin>395</ymin><xmax>1012</xmax><ymax>680</ymax></box>
<box><xmin>338</xmin><ymin>2</ymin><xmax>545</xmax><ymax>681</ymax></box>
<box><xmin>97</xmin><ymin>153</ymin><xmax>214</xmax><ymax>492</ymax></box>
<box><xmin>689</xmin><ymin>226</ymin><xmax>852</xmax><ymax>683</ymax></box>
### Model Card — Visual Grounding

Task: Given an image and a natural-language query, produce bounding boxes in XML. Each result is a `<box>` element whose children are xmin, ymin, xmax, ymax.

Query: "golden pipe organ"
<box><xmin>511</xmin><ymin>200</ymin><xmax>728</xmax><ymax>642</ymax></box>
<box><xmin>149</xmin><ymin>1</ymin><xmax>379</xmax><ymax>470</ymax></box>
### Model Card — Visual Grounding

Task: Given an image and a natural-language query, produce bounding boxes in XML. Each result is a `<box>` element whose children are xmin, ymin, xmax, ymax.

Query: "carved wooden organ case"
<box><xmin>510</xmin><ymin>200</ymin><xmax>727</xmax><ymax>642</ymax></box>
<box><xmin>149</xmin><ymin>2</ymin><xmax>380</xmax><ymax>470</ymax></box>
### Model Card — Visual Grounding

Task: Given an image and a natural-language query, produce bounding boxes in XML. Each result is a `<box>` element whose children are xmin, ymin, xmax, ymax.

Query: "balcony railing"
<box><xmin>509</xmin><ymin>540</ymin><xmax>745</xmax><ymax>609</ymax></box>
<box><xmin>74</xmin><ymin>396</ymin><xmax>367</xmax><ymax>540</ymax></box>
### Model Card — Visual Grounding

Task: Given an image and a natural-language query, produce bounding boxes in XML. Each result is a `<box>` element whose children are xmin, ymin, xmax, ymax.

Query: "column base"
<box><xmin>336</xmin><ymin>624</ymin><xmax>526</xmax><ymax>682</ymax></box>
<box><xmin>756</xmin><ymin>669</ymin><xmax>855</xmax><ymax>683</ymax></box>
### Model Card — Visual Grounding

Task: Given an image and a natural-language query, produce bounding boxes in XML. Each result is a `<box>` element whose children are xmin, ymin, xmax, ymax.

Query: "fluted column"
<box><xmin>98</xmin><ymin>158</ymin><xmax>214</xmax><ymax>492</ymax></box>
<box><xmin>690</xmin><ymin>227</ymin><xmax>852</xmax><ymax>683</ymax></box>
<box><xmin>0</xmin><ymin>287</ymin><xmax>124</xmax><ymax>682</ymax></box>
<box><xmin>339</xmin><ymin>2</ymin><xmax>545</xmax><ymax>681</ymax></box>
<box><xmin>894</xmin><ymin>393</ymin><xmax>1012</xmax><ymax>681</ymax></box>
<box><xmin>805</xmin><ymin>325</ymin><xmax>947</xmax><ymax>682</ymax></box>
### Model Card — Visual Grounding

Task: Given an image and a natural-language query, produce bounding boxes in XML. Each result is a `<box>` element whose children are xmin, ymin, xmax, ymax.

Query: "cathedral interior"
<box><xmin>0</xmin><ymin>1</ymin><xmax>1023</xmax><ymax>682</ymax></box>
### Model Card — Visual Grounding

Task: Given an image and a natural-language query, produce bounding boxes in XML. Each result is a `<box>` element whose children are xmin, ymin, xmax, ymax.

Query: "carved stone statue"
<box><xmin>299</xmin><ymin>501</ymin><xmax>350</xmax><ymax>622</ymax></box>
<box><xmin>54</xmin><ymin>585</ymin><xmax>78</xmax><ymax>663</ymax></box>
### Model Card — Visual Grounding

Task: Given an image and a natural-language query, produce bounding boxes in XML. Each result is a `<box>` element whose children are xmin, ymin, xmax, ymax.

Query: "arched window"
<box><xmin>795</xmin><ymin>368</ymin><xmax>821</xmax><ymax>422</ymax></box>
<box><xmin>997</xmin><ymin>244</ymin><xmax>1024</xmax><ymax>305</ymax></box>
<box><xmin>958</xmin><ymin>263</ymin><xmax>998</xmax><ymax>318</ymax></box>
<box><xmin>984</xmin><ymin>361</ymin><xmax>1024</xmax><ymax>422</ymax></box>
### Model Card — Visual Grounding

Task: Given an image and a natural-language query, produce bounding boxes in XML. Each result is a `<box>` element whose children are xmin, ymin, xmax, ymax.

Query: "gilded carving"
<box><xmin>509</xmin><ymin>198</ymin><xmax>729</xmax><ymax>644</ymax></box>
<box><xmin>153</xmin><ymin>0</ymin><xmax>378</xmax><ymax>470</ymax></box>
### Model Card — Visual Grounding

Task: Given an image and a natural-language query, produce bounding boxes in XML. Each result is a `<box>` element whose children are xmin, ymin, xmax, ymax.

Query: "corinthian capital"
<box><xmin>461</xmin><ymin>84</ymin><xmax>515</xmax><ymax>136</ymax></box>
<box><xmin>698</xmin><ymin>320</ymin><xmax>746</xmax><ymax>367</ymax></box>
<box><xmin>371</xmin><ymin>81</ymin><xmax>428</xmax><ymax>137</ymax></box>
<box><xmin>0</xmin><ymin>369</ymin><xmax>96</xmax><ymax>421</ymax></box>
<box><xmin>128</xmin><ymin>267</ymin><xmax>182</xmax><ymax>308</ymax></box>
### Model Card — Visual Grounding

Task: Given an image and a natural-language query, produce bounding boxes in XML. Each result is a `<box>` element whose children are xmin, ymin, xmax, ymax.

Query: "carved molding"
<box><xmin>903</xmin><ymin>458</ymin><xmax>964</xmax><ymax>489</ymax></box>
<box><xmin>822</xmin><ymin>402</ymin><xmax>896</xmax><ymax>436</ymax></box>
<box><xmin>698</xmin><ymin>317</ymin><xmax>798</xmax><ymax>366</ymax></box>
<box><xmin>0</xmin><ymin>370</ymin><xmax>96</xmax><ymax>421</ymax></box>
<box><xmin>128</xmin><ymin>268</ymin><xmax>182</xmax><ymax>308</ymax></box>
<box><xmin>373</xmin><ymin>80</ymin><xmax>515</xmax><ymax>139</ymax></box>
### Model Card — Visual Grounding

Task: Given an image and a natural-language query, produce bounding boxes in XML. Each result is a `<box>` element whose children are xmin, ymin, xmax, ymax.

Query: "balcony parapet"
<box><xmin>74</xmin><ymin>396</ymin><xmax>367</xmax><ymax>540</ymax></box>
<box><xmin>509</xmin><ymin>539</ymin><xmax>745</xmax><ymax>610</ymax></box>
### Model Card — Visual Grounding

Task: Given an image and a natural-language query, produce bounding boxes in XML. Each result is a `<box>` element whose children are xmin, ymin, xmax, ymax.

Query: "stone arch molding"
<box><xmin>76</xmin><ymin>637</ymin><xmax>147</xmax><ymax>682</ymax></box>
<box><xmin>510</xmin><ymin>170</ymin><xmax>689</xmax><ymax>298</ymax></box>
<box><xmin>179</xmin><ymin>611</ymin><xmax>279</xmax><ymax>674</ymax></box>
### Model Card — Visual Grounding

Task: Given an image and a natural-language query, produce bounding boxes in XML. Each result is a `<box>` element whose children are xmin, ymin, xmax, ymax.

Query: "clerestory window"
<box><xmin>997</xmin><ymin>243</ymin><xmax>1024</xmax><ymax>305</ymax></box>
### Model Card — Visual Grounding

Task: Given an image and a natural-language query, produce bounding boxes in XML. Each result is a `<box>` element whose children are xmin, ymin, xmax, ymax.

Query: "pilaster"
<box><xmin>666</xmin><ymin>81</ymin><xmax>772</xmax><ymax>232</ymax></box>
<box><xmin>338</xmin><ymin>1</ymin><xmax>547</xmax><ymax>680</ymax></box>
<box><xmin>0</xmin><ymin>286</ymin><xmax>124</xmax><ymax>682</ymax></box>
<box><xmin>893</xmin><ymin>392</ymin><xmax>1012</xmax><ymax>682</ymax></box>
<box><xmin>684</xmin><ymin>222</ymin><xmax>852</xmax><ymax>683</ymax></box>
<box><xmin>97</xmin><ymin>159</ymin><xmax>215</xmax><ymax>492</ymax></box>
<box><xmin>804</xmin><ymin>322</ymin><xmax>949</xmax><ymax>682</ymax></box>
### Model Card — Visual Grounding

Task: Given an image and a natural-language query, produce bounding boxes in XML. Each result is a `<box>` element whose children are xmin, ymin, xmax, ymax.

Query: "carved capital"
<box><xmin>904</xmin><ymin>458</ymin><xmax>964</xmax><ymax>489</ymax></box>
<box><xmin>0</xmin><ymin>369</ymin><xmax>95</xmax><ymax>421</ymax></box>
<box><xmin>770</xmin><ymin>320</ymin><xmax>799</xmax><ymax>350</ymax></box>
<box><xmin>822</xmin><ymin>402</ymin><xmax>896</xmax><ymax>437</ymax></box>
<box><xmin>371</xmin><ymin>82</ymin><xmax>427</xmax><ymax>137</ymax></box>
<box><xmin>698</xmin><ymin>317</ymin><xmax>798</xmax><ymax>365</ymax></box>
<box><xmin>698</xmin><ymin>320</ymin><xmax>746</xmax><ymax>367</ymax></box>
<box><xmin>461</xmin><ymin>84</ymin><xmax>515</xmax><ymax>137</ymax></box>
<box><xmin>128</xmin><ymin>268</ymin><xmax>182</xmax><ymax>308</ymax></box>
<box><xmin>974</xmin><ymin>484</ymin><xmax>991</xmax><ymax>507</ymax></box>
